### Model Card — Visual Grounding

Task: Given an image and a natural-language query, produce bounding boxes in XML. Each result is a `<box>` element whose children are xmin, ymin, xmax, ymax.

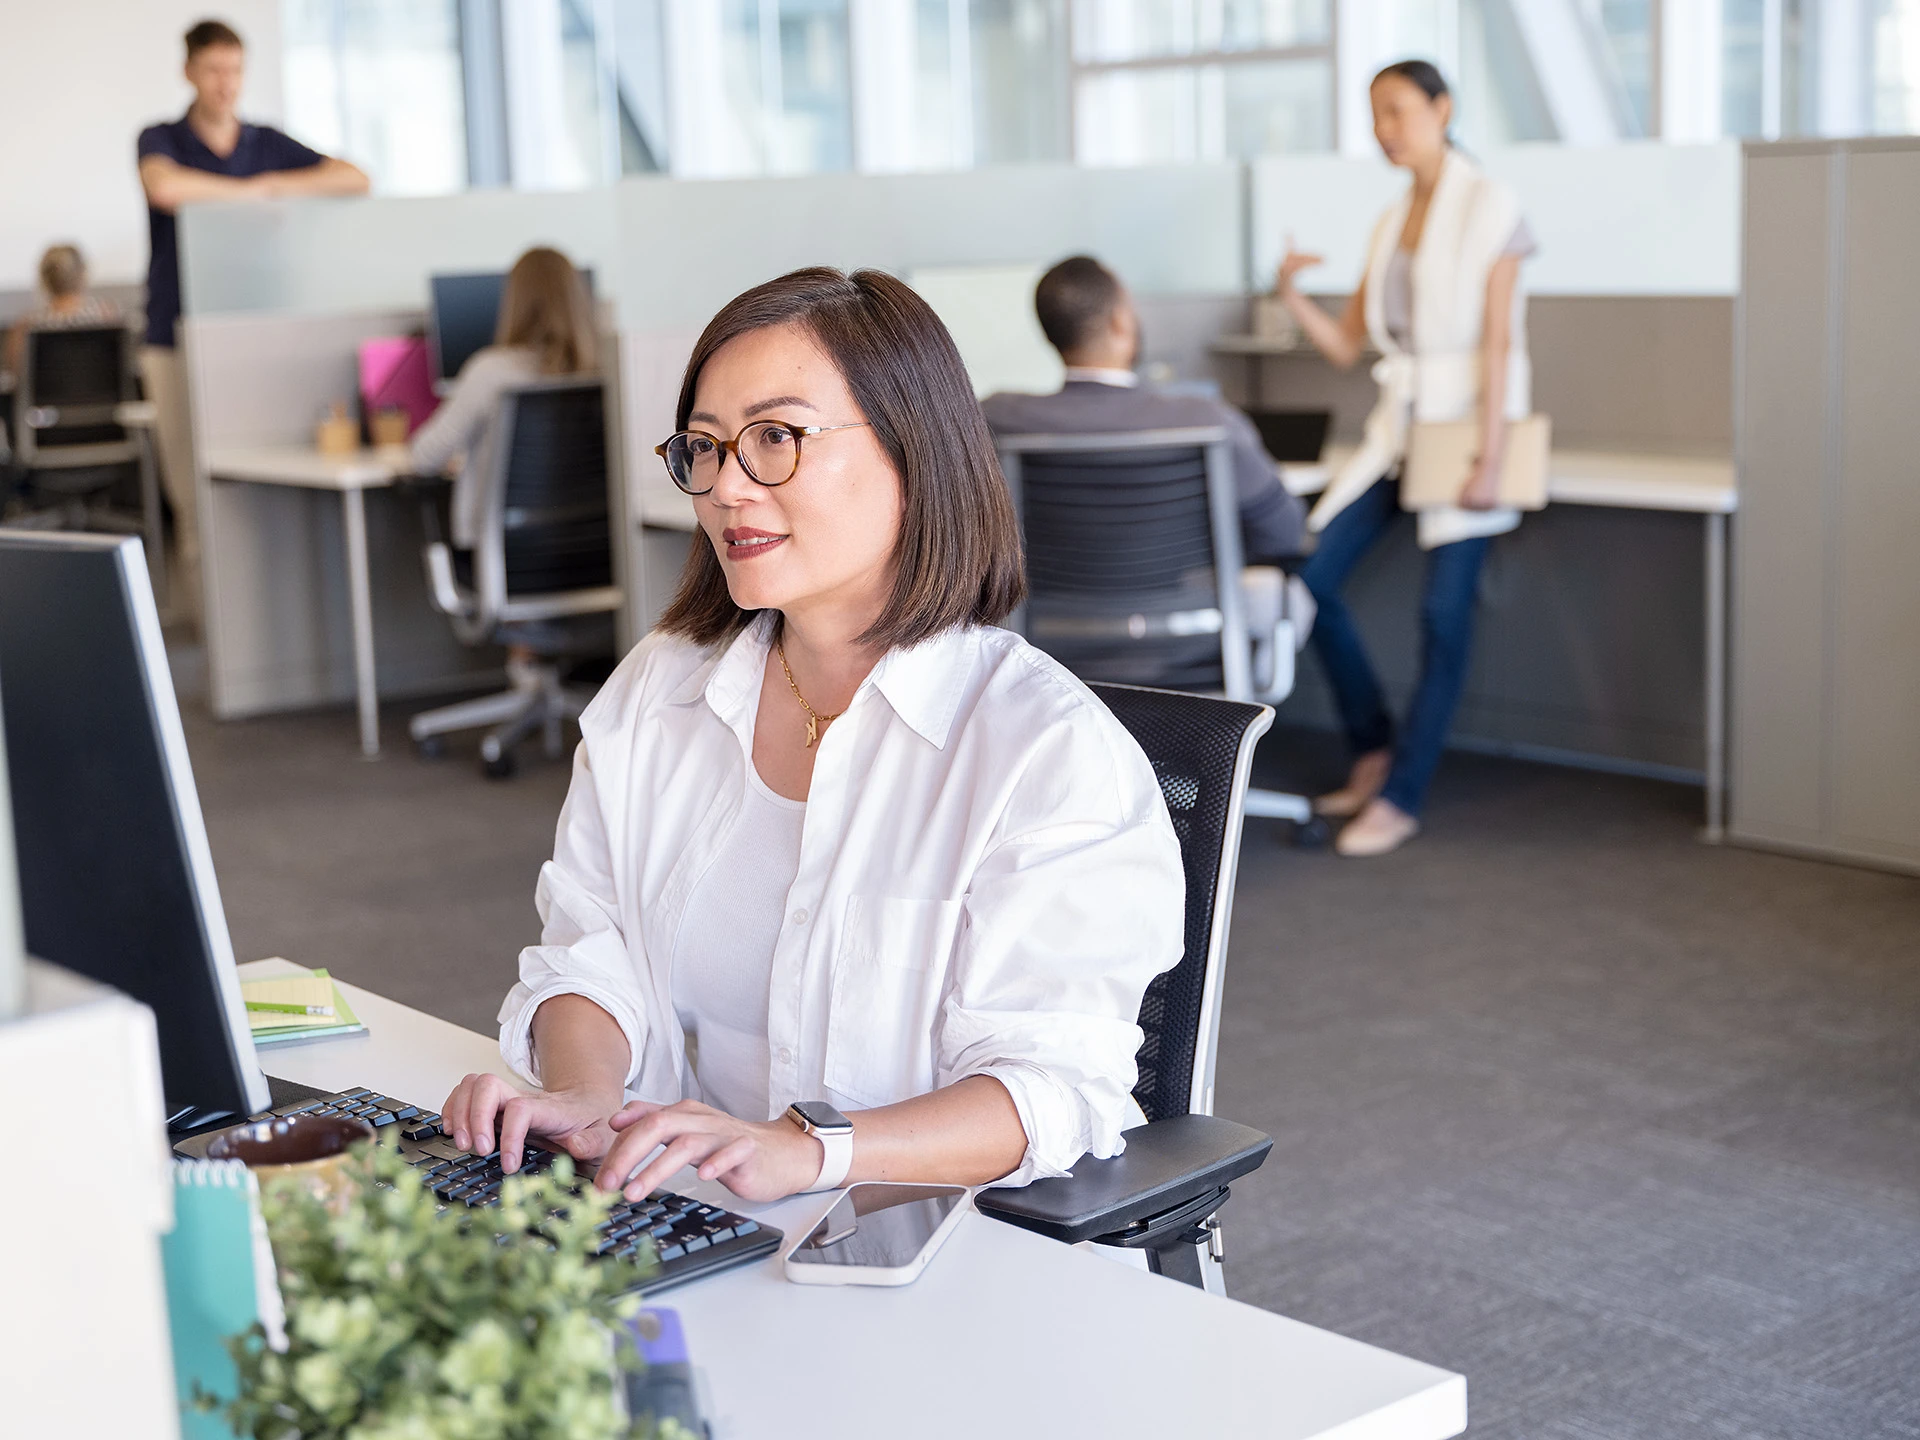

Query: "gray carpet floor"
<box><xmin>176</xmin><ymin>673</ymin><xmax>1920</xmax><ymax>1439</ymax></box>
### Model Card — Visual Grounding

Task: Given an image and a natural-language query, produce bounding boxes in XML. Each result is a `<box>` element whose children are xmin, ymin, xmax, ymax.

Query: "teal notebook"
<box><xmin>162</xmin><ymin>1160</ymin><xmax>287</xmax><ymax>1439</ymax></box>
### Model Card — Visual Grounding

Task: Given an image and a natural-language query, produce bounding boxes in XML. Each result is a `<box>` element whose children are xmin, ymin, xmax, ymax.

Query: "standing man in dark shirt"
<box><xmin>137</xmin><ymin>18</ymin><xmax>368</xmax><ymax>622</ymax></box>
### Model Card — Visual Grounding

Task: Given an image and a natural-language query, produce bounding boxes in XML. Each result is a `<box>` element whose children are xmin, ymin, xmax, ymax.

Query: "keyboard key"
<box><xmin>681</xmin><ymin>1235</ymin><xmax>710</xmax><ymax>1254</ymax></box>
<box><xmin>368</xmin><ymin>1111</ymin><xmax>397</xmax><ymax>1127</ymax></box>
<box><xmin>701</xmin><ymin>1224</ymin><xmax>735</xmax><ymax>1243</ymax></box>
<box><xmin>657</xmin><ymin>1242</ymin><xmax>685</xmax><ymax>1261</ymax></box>
<box><xmin>400</xmin><ymin>1124</ymin><xmax>438</xmax><ymax>1143</ymax></box>
<box><xmin>270</xmin><ymin>1100</ymin><xmax>321</xmax><ymax>1118</ymax></box>
<box><xmin>732</xmin><ymin>1220</ymin><xmax>760</xmax><ymax>1237</ymax></box>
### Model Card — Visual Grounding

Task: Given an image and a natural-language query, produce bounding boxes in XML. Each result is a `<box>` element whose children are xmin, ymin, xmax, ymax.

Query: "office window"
<box><xmin>1071</xmin><ymin>0</ymin><xmax>1334</xmax><ymax>164</ymax></box>
<box><xmin>1875</xmin><ymin>0</ymin><xmax>1920</xmax><ymax>132</ymax></box>
<box><xmin>1589</xmin><ymin>0</ymin><xmax>1654</xmax><ymax>135</ymax></box>
<box><xmin>971</xmin><ymin>0</ymin><xmax>1071</xmax><ymax>163</ymax></box>
<box><xmin>282</xmin><ymin>0</ymin><xmax>468</xmax><ymax>195</ymax></box>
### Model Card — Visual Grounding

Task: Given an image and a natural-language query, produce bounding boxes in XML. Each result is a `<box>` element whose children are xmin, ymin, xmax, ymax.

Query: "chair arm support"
<box><xmin>973</xmin><ymin>1113</ymin><xmax>1271</xmax><ymax>1247</ymax></box>
<box><xmin>423</xmin><ymin>541</ymin><xmax>467</xmax><ymax>618</ymax></box>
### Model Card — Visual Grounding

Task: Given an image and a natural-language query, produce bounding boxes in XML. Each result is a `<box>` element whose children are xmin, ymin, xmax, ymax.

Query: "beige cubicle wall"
<box><xmin>185</xmin><ymin>308</ymin><xmax>507</xmax><ymax>721</ymax></box>
<box><xmin>1733</xmin><ymin>138</ymin><xmax>1920</xmax><ymax>874</ymax></box>
<box><xmin>173</xmin><ymin>150</ymin><xmax>1749</xmax><ymax>792</ymax></box>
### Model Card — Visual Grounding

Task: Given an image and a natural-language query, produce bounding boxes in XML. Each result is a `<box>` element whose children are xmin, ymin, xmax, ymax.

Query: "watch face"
<box><xmin>790</xmin><ymin>1100</ymin><xmax>852</xmax><ymax>1134</ymax></box>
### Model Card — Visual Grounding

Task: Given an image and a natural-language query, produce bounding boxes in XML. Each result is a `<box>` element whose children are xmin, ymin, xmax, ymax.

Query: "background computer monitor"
<box><xmin>0</xmin><ymin>531</ymin><xmax>267</xmax><ymax>1124</ymax></box>
<box><xmin>429</xmin><ymin>266</ymin><xmax>598</xmax><ymax>386</ymax></box>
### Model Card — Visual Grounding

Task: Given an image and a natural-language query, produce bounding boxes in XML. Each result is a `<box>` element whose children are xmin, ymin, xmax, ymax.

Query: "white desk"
<box><xmin>240</xmin><ymin>958</ymin><xmax>1467</xmax><ymax>1440</ymax></box>
<box><xmin>1279</xmin><ymin>446</ymin><xmax>1737</xmax><ymax>838</ymax></box>
<box><xmin>204</xmin><ymin>445</ymin><xmax>407</xmax><ymax>757</ymax></box>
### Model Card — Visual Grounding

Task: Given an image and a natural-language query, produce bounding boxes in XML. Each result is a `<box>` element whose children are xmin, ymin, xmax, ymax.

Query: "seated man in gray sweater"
<box><xmin>982</xmin><ymin>254</ymin><xmax>1308</xmax><ymax>563</ymax></box>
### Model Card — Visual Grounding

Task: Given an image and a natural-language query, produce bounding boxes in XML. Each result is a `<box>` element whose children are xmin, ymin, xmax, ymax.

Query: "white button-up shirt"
<box><xmin>498</xmin><ymin>617</ymin><xmax>1184</xmax><ymax>1186</ymax></box>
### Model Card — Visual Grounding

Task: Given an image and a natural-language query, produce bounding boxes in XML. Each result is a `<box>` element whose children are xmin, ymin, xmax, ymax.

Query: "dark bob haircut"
<box><xmin>656</xmin><ymin>266</ymin><xmax>1026</xmax><ymax>652</ymax></box>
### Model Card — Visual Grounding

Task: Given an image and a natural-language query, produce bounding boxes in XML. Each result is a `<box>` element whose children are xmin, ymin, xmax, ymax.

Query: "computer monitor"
<box><xmin>429</xmin><ymin>266</ymin><xmax>598</xmax><ymax>387</ymax></box>
<box><xmin>0</xmin><ymin>531</ymin><xmax>267</xmax><ymax>1125</ymax></box>
<box><xmin>0</xmin><ymin>678</ymin><xmax>21</xmax><ymax>1022</ymax></box>
<box><xmin>428</xmin><ymin>271</ymin><xmax>506</xmax><ymax>387</ymax></box>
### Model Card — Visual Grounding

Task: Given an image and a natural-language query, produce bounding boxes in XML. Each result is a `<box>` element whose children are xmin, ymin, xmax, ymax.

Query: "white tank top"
<box><xmin>670</xmin><ymin>758</ymin><xmax>805</xmax><ymax>1122</ymax></box>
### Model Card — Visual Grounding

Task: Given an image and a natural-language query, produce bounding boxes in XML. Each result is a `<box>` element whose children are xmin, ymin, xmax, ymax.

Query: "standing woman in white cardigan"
<box><xmin>1275</xmin><ymin>60</ymin><xmax>1536</xmax><ymax>858</ymax></box>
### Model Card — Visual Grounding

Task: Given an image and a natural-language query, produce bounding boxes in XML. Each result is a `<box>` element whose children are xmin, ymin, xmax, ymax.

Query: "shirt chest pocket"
<box><xmin>823</xmin><ymin>895</ymin><xmax>964</xmax><ymax>1110</ymax></box>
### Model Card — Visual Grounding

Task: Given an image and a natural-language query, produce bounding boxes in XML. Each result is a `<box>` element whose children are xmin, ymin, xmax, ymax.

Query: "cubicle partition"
<box><xmin>186</xmin><ymin>308</ymin><xmax>506</xmax><ymax>724</ymax></box>
<box><xmin>174</xmin><ymin>151</ymin><xmax>1744</xmax><ymax>798</ymax></box>
<box><xmin>1733</xmin><ymin>138</ymin><xmax>1920</xmax><ymax>874</ymax></box>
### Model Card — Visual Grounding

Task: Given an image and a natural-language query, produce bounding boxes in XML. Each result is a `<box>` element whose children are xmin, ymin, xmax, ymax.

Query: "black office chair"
<box><xmin>995</xmin><ymin>428</ymin><xmax>1312</xmax><ymax>827</ymax></box>
<box><xmin>975</xmin><ymin>682</ymin><xmax>1275</xmax><ymax>1293</ymax></box>
<box><xmin>9</xmin><ymin>326</ymin><xmax>163</xmax><ymax>584</ymax></box>
<box><xmin>410</xmin><ymin>379</ymin><xmax>622</xmax><ymax>778</ymax></box>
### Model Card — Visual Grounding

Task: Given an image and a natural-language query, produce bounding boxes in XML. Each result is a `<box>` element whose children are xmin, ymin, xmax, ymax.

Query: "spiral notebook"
<box><xmin>162</xmin><ymin>1160</ymin><xmax>287</xmax><ymax>1438</ymax></box>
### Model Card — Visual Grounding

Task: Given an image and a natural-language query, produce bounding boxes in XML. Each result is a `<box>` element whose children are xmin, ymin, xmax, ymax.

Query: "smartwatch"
<box><xmin>784</xmin><ymin>1100</ymin><xmax>854</xmax><ymax>1192</ymax></box>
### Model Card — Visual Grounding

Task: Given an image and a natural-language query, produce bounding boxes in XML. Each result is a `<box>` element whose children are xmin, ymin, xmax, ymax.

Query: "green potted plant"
<box><xmin>204</xmin><ymin>1143</ymin><xmax>691</xmax><ymax>1439</ymax></box>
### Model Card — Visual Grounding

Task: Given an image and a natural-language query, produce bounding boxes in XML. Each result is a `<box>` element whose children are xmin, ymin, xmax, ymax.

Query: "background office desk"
<box><xmin>201</xmin><ymin>443</ymin><xmax>502</xmax><ymax>757</ymax></box>
<box><xmin>206</xmin><ymin>445</ymin><xmax>404</xmax><ymax>756</ymax></box>
<box><xmin>1280</xmin><ymin>447</ymin><xmax>1736</xmax><ymax>837</ymax></box>
<box><xmin>239</xmin><ymin>958</ymin><xmax>1467</xmax><ymax>1440</ymax></box>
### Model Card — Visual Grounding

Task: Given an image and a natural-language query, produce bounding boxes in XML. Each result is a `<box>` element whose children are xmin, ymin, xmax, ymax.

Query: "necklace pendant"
<box><xmin>805</xmin><ymin>714</ymin><xmax>819</xmax><ymax>749</ymax></box>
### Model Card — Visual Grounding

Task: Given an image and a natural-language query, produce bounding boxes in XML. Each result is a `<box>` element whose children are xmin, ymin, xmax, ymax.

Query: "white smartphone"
<box><xmin>782</xmin><ymin>1182</ymin><xmax>971</xmax><ymax>1287</ymax></box>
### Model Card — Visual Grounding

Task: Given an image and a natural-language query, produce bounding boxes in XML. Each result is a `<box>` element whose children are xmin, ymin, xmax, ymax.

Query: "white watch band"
<box><xmin>807</xmin><ymin>1126</ymin><xmax>854</xmax><ymax>1192</ymax></box>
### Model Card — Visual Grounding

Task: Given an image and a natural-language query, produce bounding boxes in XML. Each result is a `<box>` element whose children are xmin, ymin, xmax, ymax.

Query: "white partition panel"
<box><xmin>180</xmin><ymin>187</ymin><xmax>618</xmax><ymax>317</ymax></box>
<box><xmin>612</xmin><ymin>162</ymin><xmax>1244</xmax><ymax>332</ymax></box>
<box><xmin>1250</xmin><ymin>142</ymin><xmax>1741</xmax><ymax>296</ymax></box>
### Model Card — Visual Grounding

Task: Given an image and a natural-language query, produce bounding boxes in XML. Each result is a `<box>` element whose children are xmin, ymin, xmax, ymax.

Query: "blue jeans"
<box><xmin>1299</xmin><ymin>478</ymin><xmax>1491</xmax><ymax>817</ymax></box>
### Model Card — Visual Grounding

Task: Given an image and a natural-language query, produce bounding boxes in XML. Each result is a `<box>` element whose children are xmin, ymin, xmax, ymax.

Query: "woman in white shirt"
<box><xmin>1275</xmin><ymin>61</ymin><xmax>1537</xmax><ymax>858</ymax></box>
<box><xmin>409</xmin><ymin>245</ymin><xmax>597</xmax><ymax>551</ymax></box>
<box><xmin>442</xmin><ymin>267</ymin><xmax>1184</xmax><ymax>1205</ymax></box>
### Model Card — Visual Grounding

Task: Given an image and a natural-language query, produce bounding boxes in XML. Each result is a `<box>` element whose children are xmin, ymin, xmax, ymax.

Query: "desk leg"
<box><xmin>341</xmin><ymin>488</ymin><xmax>381</xmax><ymax>758</ymax></box>
<box><xmin>1703</xmin><ymin>511</ymin><xmax>1728</xmax><ymax>843</ymax></box>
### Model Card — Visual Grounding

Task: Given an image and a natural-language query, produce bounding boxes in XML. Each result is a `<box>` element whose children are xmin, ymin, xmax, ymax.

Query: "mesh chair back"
<box><xmin>497</xmin><ymin>382</ymin><xmax>613</xmax><ymax>597</ymax></box>
<box><xmin>1089</xmin><ymin>682</ymin><xmax>1271</xmax><ymax>1124</ymax></box>
<box><xmin>20</xmin><ymin>326</ymin><xmax>131</xmax><ymax>451</ymax></box>
<box><xmin>1001</xmin><ymin>430</ymin><xmax>1241</xmax><ymax>691</ymax></box>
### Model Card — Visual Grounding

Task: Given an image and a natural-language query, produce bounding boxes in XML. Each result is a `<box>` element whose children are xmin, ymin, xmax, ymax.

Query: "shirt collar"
<box><xmin>1062</xmin><ymin>366</ymin><xmax>1139</xmax><ymax>388</ymax></box>
<box><xmin>669</xmin><ymin>615</ymin><xmax>977</xmax><ymax>750</ymax></box>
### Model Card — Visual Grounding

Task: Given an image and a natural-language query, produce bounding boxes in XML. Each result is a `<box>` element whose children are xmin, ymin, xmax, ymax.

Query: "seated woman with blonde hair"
<box><xmin>409</xmin><ymin>245</ymin><xmax>598</xmax><ymax>553</ymax></box>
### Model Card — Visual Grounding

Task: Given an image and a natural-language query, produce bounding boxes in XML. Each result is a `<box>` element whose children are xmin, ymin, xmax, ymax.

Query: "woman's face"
<box><xmin>687</xmin><ymin>322</ymin><xmax>904</xmax><ymax>632</ymax></box>
<box><xmin>1371</xmin><ymin>75</ymin><xmax>1450</xmax><ymax>169</ymax></box>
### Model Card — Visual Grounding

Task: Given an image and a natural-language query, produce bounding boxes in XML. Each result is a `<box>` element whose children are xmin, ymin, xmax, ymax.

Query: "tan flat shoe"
<box><xmin>1315</xmin><ymin>750</ymin><xmax>1392</xmax><ymax>817</ymax></box>
<box><xmin>1335</xmin><ymin>799</ymin><xmax>1420</xmax><ymax>857</ymax></box>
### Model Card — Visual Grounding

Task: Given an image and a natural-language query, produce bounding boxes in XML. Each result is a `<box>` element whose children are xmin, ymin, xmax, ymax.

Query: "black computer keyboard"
<box><xmin>220</xmin><ymin>1084</ymin><xmax>782</xmax><ymax>1293</ymax></box>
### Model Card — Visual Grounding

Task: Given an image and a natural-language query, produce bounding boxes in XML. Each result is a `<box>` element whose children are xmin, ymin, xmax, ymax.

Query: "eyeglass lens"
<box><xmin>665</xmin><ymin>421</ymin><xmax>800</xmax><ymax>493</ymax></box>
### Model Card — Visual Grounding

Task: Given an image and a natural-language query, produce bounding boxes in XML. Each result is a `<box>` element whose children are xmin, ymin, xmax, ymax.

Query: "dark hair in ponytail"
<box><xmin>1373</xmin><ymin>58</ymin><xmax>1450</xmax><ymax>102</ymax></box>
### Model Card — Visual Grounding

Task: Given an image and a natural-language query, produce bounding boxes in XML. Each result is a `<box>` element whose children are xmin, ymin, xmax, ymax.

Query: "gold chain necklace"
<box><xmin>775</xmin><ymin>640</ymin><xmax>842</xmax><ymax>749</ymax></box>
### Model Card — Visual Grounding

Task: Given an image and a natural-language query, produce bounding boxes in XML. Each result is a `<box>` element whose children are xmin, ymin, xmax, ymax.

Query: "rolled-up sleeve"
<box><xmin>936</xmin><ymin>717</ymin><xmax>1184</xmax><ymax>1187</ymax></box>
<box><xmin>497</xmin><ymin>741</ymin><xmax>650</xmax><ymax>1089</ymax></box>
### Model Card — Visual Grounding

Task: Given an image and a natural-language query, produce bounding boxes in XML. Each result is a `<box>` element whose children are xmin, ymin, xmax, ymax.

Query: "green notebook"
<box><xmin>163</xmin><ymin>1160</ymin><xmax>287</xmax><ymax>1439</ymax></box>
<box><xmin>244</xmin><ymin>966</ymin><xmax>366</xmax><ymax>1047</ymax></box>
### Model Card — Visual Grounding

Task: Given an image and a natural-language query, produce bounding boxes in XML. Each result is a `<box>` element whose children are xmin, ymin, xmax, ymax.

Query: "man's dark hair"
<box><xmin>185</xmin><ymin>19</ymin><xmax>244</xmax><ymax>57</ymax></box>
<box><xmin>1033</xmin><ymin>255</ymin><xmax>1123</xmax><ymax>357</ymax></box>
<box><xmin>657</xmin><ymin>267</ymin><xmax>1025</xmax><ymax>651</ymax></box>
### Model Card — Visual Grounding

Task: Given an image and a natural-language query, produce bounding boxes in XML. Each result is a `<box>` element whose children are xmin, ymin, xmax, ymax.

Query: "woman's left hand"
<box><xmin>591</xmin><ymin>1098</ymin><xmax>823</xmax><ymax>1204</ymax></box>
<box><xmin>1458</xmin><ymin>458</ymin><xmax>1501</xmax><ymax>510</ymax></box>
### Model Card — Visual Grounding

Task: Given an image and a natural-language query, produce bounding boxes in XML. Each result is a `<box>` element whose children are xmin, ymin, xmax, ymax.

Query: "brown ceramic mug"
<box><xmin>207</xmin><ymin>1112</ymin><xmax>375</xmax><ymax>1212</ymax></box>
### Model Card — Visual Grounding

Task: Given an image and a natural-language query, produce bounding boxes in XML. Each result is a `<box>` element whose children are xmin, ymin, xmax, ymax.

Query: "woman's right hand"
<box><xmin>440</xmin><ymin>1071</ymin><xmax>623</xmax><ymax>1175</ymax></box>
<box><xmin>1275</xmin><ymin>234</ymin><xmax>1324</xmax><ymax>296</ymax></box>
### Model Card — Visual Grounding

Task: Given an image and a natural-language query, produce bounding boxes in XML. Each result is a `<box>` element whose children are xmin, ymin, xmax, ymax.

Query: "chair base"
<box><xmin>408</xmin><ymin>661</ymin><xmax>592</xmax><ymax>772</ymax></box>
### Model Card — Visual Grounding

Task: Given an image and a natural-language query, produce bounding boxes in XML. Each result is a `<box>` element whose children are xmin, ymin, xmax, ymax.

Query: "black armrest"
<box><xmin>974</xmin><ymin>1114</ymin><xmax>1271</xmax><ymax>1246</ymax></box>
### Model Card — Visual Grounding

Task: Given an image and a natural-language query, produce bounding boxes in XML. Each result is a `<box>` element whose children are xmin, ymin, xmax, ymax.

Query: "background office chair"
<box><xmin>976</xmin><ymin>682</ymin><xmax>1275</xmax><ymax>1294</ymax></box>
<box><xmin>994</xmin><ymin>427</ymin><xmax>1313</xmax><ymax>830</ymax></box>
<box><xmin>410</xmin><ymin>378</ymin><xmax>621</xmax><ymax>778</ymax></box>
<box><xmin>8</xmin><ymin>325</ymin><xmax>164</xmax><ymax>592</ymax></box>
